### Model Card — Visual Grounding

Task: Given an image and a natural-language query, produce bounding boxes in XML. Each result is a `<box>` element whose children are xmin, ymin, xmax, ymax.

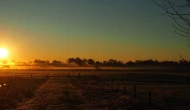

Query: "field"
<box><xmin>0</xmin><ymin>68</ymin><xmax>190</xmax><ymax>110</ymax></box>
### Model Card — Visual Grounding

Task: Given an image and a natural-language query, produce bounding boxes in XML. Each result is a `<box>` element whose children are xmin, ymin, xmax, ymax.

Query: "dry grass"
<box><xmin>0</xmin><ymin>69</ymin><xmax>190</xmax><ymax>109</ymax></box>
<box><xmin>0</xmin><ymin>76</ymin><xmax>48</xmax><ymax>109</ymax></box>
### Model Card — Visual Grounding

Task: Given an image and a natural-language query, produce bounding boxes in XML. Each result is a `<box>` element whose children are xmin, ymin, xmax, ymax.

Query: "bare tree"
<box><xmin>153</xmin><ymin>0</ymin><xmax>190</xmax><ymax>46</ymax></box>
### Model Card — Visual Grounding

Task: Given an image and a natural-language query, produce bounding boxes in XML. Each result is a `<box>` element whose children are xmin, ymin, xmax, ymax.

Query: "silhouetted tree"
<box><xmin>135</xmin><ymin>60</ymin><xmax>143</xmax><ymax>65</ymax></box>
<box><xmin>34</xmin><ymin>59</ymin><xmax>50</xmax><ymax>66</ymax></box>
<box><xmin>95</xmin><ymin>61</ymin><xmax>102</xmax><ymax>70</ymax></box>
<box><xmin>11</xmin><ymin>60</ymin><xmax>16</xmax><ymax>63</ymax></box>
<box><xmin>108</xmin><ymin>59</ymin><xmax>118</xmax><ymax>66</ymax></box>
<box><xmin>153</xmin><ymin>0</ymin><xmax>190</xmax><ymax>42</ymax></box>
<box><xmin>117</xmin><ymin>61</ymin><xmax>124</xmax><ymax>66</ymax></box>
<box><xmin>179</xmin><ymin>59</ymin><xmax>189</xmax><ymax>65</ymax></box>
<box><xmin>60</xmin><ymin>57</ymin><xmax>190</xmax><ymax>67</ymax></box>
<box><xmin>2</xmin><ymin>60</ymin><xmax>7</xmax><ymax>65</ymax></box>
<box><xmin>82</xmin><ymin>59</ymin><xmax>87</xmax><ymax>65</ymax></box>
<box><xmin>52</xmin><ymin>60</ymin><xmax>63</xmax><ymax>66</ymax></box>
<box><xmin>27</xmin><ymin>61</ymin><xmax>33</xmax><ymax>65</ymax></box>
<box><xmin>95</xmin><ymin>61</ymin><xmax>102</xmax><ymax>65</ymax></box>
<box><xmin>103</xmin><ymin>61</ymin><xmax>107</xmax><ymax>66</ymax></box>
<box><xmin>75</xmin><ymin>57</ymin><xmax>83</xmax><ymax>66</ymax></box>
<box><xmin>87</xmin><ymin>59</ymin><xmax>95</xmax><ymax>65</ymax></box>
<box><xmin>126</xmin><ymin>61</ymin><xmax>134</xmax><ymax>66</ymax></box>
<box><xmin>67</xmin><ymin>58</ymin><xmax>76</xmax><ymax>64</ymax></box>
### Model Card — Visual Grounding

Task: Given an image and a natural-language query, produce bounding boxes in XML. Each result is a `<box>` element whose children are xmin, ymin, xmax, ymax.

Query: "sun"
<box><xmin>0</xmin><ymin>48</ymin><xmax>8</xmax><ymax>58</ymax></box>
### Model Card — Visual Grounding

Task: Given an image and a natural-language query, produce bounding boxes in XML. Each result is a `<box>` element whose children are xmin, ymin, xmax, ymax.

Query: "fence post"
<box><xmin>78</xmin><ymin>73</ymin><xmax>80</xmax><ymax>79</ymax></box>
<box><xmin>165</xmin><ymin>97</ymin><xmax>169</xmax><ymax>110</ymax></box>
<box><xmin>117</xmin><ymin>82</ymin><xmax>120</xmax><ymax>90</ymax></box>
<box><xmin>111</xmin><ymin>81</ymin><xmax>114</xmax><ymax>90</ymax></box>
<box><xmin>124</xmin><ymin>87</ymin><xmax>127</xmax><ymax>95</ymax></box>
<box><xmin>134</xmin><ymin>85</ymin><xmax>136</xmax><ymax>98</ymax></box>
<box><xmin>1</xmin><ymin>100</ymin><xmax>4</xmax><ymax>110</ymax></box>
<box><xmin>68</xmin><ymin>73</ymin><xmax>70</xmax><ymax>78</ymax></box>
<box><xmin>148</xmin><ymin>91</ymin><xmax>152</xmax><ymax>106</ymax></box>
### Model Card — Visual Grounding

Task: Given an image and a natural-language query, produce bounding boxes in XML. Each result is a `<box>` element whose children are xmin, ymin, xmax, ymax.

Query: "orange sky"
<box><xmin>0</xmin><ymin>1</ymin><xmax>190</xmax><ymax>63</ymax></box>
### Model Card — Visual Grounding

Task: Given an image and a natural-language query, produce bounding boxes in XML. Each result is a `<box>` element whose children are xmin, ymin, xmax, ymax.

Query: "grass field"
<box><xmin>0</xmin><ymin>69</ymin><xmax>189</xmax><ymax>110</ymax></box>
<box><xmin>0</xmin><ymin>76</ymin><xmax>48</xmax><ymax>109</ymax></box>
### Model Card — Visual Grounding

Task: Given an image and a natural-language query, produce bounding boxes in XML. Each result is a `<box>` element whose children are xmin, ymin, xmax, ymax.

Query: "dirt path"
<box><xmin>17</xmin><ymin>77</ymin><xmax>82</xmax><ymax>110</ymax></box>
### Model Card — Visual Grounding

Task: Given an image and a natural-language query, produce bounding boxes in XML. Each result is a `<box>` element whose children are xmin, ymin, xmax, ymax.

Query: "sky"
<box><xmin>0</xmin><ymin>0</ymin><xmax>189</xmax><ymax>62</ymax></box>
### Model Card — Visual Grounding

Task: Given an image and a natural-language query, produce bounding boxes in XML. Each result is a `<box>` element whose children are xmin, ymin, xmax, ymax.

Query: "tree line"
<box><xmin>34</xmin><ymin>58</ymin><xmax>190</xmax><ymax>67</ymax></box>
<box><xmin>1</xmin><ymin>57</ymin><xmax>189</xmax><ymax>67</ymax></box>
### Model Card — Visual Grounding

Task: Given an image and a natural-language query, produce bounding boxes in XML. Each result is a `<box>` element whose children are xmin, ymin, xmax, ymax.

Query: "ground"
<box><xmin>0</xmin><ymin>69</ymin><xmax>189</xmax><ymax>110</ymax></box>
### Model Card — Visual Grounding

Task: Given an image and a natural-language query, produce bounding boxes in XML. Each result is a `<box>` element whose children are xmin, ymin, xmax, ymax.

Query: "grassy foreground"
<box><xmin>15</xmin><ymin>70</ymin><xmax>190</xmax><ymax>110</ymax></box>
<box><xmin>0</xmin><ymin>76</ymin><xmax>48</xmax><ymax>109</ymax></box>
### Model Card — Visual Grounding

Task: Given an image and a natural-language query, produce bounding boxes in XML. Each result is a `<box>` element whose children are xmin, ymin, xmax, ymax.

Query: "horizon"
<box><xmin>0</xmin><ymin>0</ymin><xmax>190</xmax><ymax>62</ymax></box>
<box><xmin>0</xmin><ymin>57</ymin><xmax>189</xmax><ymax>65</ymax></box>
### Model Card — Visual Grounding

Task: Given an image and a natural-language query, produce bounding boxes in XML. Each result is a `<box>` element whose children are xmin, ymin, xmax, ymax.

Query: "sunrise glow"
<box><xmin>0</xmin><ymin>48</ymin><xmax>8</xmax><ymax>58</ymax></box>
